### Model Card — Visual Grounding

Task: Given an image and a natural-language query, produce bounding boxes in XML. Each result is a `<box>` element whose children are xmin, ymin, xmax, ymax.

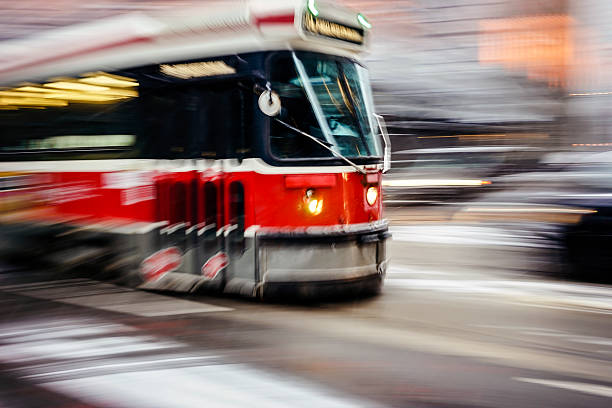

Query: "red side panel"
<box><xmin>5</xmin><ymin>169</ymin><xmax>382</xmax><ymax>229</ymax></box>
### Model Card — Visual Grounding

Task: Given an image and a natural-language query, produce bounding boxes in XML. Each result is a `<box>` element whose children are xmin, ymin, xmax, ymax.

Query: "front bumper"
<box><xmin>255</xmin><ymin>221</ymin><xmax>390</xmax><ymax>296</ymax></box>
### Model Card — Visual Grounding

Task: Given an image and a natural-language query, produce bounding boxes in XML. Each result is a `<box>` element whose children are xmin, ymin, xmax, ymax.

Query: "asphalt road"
<box><xmin>1</xmin><ymin>223</ymin><xmax>611</xmax><ymax>408</ymax></box>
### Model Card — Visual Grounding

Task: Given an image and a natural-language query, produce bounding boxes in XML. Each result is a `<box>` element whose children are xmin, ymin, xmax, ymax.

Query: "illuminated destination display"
<box><xmin>160</xmin><ymin>61</ymin><xmax>236</xmax><ymax>79</ymax></box>
<box><xmin>302</xmin><ymin>13</ymin><xmax>364</xmax><ymax>45</ymax></box>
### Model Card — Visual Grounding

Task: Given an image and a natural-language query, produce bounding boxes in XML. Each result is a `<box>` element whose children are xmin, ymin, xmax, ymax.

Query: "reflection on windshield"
<box><xmin>269</xmin><ymin>52</ymin><xmax>381</xmax><ymax>160</ymax></box>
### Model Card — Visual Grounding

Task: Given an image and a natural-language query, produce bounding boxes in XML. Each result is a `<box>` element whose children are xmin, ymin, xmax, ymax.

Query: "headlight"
<box><xmin>308</xmin><ymin>198</ymin><xmax>323</xmax><ymax>215</ymax></box>
<box><xmin>305</xmin><ymin>188</ymin><xmax>323</xmax><ymax>215</ymax></box>
<box><xmin>366</xmin><ymin>186</ymin><xmax>378</xmax><ymax>206</ymax></box>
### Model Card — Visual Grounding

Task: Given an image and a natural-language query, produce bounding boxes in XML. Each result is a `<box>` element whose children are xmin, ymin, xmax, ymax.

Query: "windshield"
<box><xmin>269</xmin><ymin>52</ymin><xmax>381</xmax><ymax>161</ymax></box>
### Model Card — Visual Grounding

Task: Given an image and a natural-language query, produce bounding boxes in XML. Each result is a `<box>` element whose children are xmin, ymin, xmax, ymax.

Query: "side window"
<box><xmin>143</xmin><ymin>84</ymin><xmax>252</xmax><ymax>160</ymax></box>
<box><xmin>141</xmin><ymin>87</ymin><xmax>201</xmax><ymax>159</ymax></box>
<box><xmin>199</xmin><ymin>87</ymin><xmax>252</xmax><ymax>159</ymax></box>
<box><xmin>0</xmin><ymin>73</ymin><xmax>140</xmax><ymax>161</ymax></box>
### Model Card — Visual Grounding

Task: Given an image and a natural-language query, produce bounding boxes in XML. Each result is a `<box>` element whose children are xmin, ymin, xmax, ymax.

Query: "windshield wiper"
<box><xmin>274</xmin><ymin>117</ymin><xmax>366</xmax><ymax>174</ymax></box>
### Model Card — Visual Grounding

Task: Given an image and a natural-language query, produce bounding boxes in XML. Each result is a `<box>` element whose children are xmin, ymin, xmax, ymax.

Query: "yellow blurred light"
<box><xmin>0</xmin><ymin>91</ymin><xmax>48</xmax><ymax>98</ymax></box>
<box><xmin>0</xmin><ymin>90</ymin><xmax>126</xmax><ymax>103</ymax></box>
<box><xmin>44</xmin><ymin>82</ymin><xmax>111</xmax><ymax>92</ymax></box>
<box><xmin>572</xmin><ymin>143</ymin><xmax>612</xmax><ymax>147</ymax></box>
<box><xmin>0</xmin><ymin>97</ymin><xmax>67</xmax><ymax>107</ymax></box>
<box><xmin>0</xmin><ymin>72</ymin><xmax>140</xmax><ymax>108</ymax></box>
<box><xmin>16</xmin><ymin>86</ymin><xmax>61</xmax><ymax>93</ymax></box>
<box><xmin>366</xmin><ymin>186</ymin><xmax>378</xmax><ymax>205</ymax></box>
<box><xmin>8</xmin><ymin>84</ymin><xmax>137</xmax><ymax>103</ymax></box>
<box><xmin>307</xmin><ymin>199</ymin><xmax>323</xmax><ymax>215</ymax></box>
<box><xmin>43</xmin><ymin>92</ymin><xmax>126</xmax><ymax>102</ymax></box>
<box><xmin>16</xmin><ymin>86</ymin><xmax>137</xmax><ymax>97</ymax></box>
<box><xmin>79</xmin><ymin>75</ymin><xmax>138</xmax><ymax>88</ymax></box>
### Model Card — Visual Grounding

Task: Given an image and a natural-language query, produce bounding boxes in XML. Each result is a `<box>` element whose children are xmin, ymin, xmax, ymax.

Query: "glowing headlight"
<box><xmin>366</xmin><ymin>186</ymin><xmax>378</xmax><ymax>205</ymax></box>
<box><xmin>305</xmin><ymin>188</ymin><xmax>323</xmax><ymax>215</ymax></box>
<box><xmin>307</xmin><ymin>198</ymin><xmax>323</xmax><ymax>215</ymax></box>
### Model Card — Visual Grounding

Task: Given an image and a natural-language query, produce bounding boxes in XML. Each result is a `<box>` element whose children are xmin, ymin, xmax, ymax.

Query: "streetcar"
<box><xmin>0</xmin><ymin>0</ymin><xmax>391</xmax><ymax>298</ymax></box>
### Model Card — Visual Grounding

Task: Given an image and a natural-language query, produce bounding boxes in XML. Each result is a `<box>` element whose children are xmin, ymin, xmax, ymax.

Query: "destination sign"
<box><xmin>302</xmin><ymin>13</ymin><xmax>364</xmax><ymax>45</ymax></box>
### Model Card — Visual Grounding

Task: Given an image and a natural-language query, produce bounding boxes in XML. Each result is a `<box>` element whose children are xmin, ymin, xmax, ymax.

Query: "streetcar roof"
<box><xmin>0</xmin><ymin>0</ymin><xmax>371</xmax><ymax>86</ymax></box>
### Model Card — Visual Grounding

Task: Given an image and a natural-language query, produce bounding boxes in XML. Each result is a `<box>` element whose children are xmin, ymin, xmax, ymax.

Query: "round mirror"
<box><xmin>258</xmin><ymin>90</ymin><xmax>281</xmax><ymax>117</ymax></box>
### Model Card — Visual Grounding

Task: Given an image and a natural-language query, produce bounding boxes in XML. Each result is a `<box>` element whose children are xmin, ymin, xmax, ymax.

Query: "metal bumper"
<box><xmin>255</xmin><ymin>221</ymin><xmax>390</xmax><ymax>289</ymax></box>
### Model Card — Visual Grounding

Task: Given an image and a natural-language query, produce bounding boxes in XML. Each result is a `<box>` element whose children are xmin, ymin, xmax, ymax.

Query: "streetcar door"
<box><xmin>156</xmin><ymin>176</ymin><xmax>189</xmax><ymax>257</ymax></box>
<box><xmin>196</xmin><ymin>175</ymin><xmax>226</xmax><ymax>290</ymax></box>
<box><xmin>223</xmin><ymin>179</ymin><xmax>256</xmax><ymax>294</ymax></box>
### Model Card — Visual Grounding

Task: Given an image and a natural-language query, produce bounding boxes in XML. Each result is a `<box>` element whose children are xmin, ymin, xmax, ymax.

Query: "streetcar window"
<box><xmin>141</xmin><ymin>84</ymin><xmax>252</xmax><ymax>160</ymax></box>
<box><xmin>141</xmin><ymin>88</ymin><xmax>199</xmax><ymax>159</ymax></box>
<box><xmin>0</xmin><ymin>72</ymin><xmax>253</xmax><ymax>161</ymax></box>
<box><xmin>0</xmin><ymin>72</ymin><xmax>141</xmax><ymax>161</ymax></box>
<box><xmin>269</xmin><ymin>54</ymin><xmax>332</xmax><ymax>159</ymax></box>
<box><xmin>0</xmin><ymin>97</ymin><xmax>141</xmax><ymax>160</ymax></box>
<box><xmin>268</xmin><ymin>52</ymin><xmax>381</xmax><ymax>160</ymax></box>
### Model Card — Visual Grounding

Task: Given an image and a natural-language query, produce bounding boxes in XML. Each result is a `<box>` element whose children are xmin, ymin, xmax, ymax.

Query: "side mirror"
<box><xmin>374</xmin><ymin>114</ymin><xmax>391</xmax><ymax>173</ymax></box>
<box><xmin>258</xmin><ymin>90</ymin><xmax>281</xmax><ymax>117</ymax></box>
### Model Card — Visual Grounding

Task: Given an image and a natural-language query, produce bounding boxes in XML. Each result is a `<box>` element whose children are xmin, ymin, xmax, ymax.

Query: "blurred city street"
<box><xmin>1</xmin><ymin>208</ymin><xmax>611</xmax><ymax>408</ymax></box>
<box><xmin>2</xmin><ymin>0</ymin><xmax>612</xmax><ymax>407</ymax></box>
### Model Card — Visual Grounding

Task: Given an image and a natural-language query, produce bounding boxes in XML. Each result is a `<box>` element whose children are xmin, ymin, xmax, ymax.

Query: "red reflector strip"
<box><xmin>255</xmin><ymin>14</ymin><xmax>295</xmax><ymax>27</ymax></box>
<box><xmin>284</xmin><ymin>174</ymin><xmax>336</xmax><ymax>188</ymax></box>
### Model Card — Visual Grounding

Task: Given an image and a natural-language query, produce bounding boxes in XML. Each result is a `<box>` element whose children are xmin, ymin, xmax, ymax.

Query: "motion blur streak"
<box><xmin>2</xmin><ymin>1</ymin><xmax>612</xmax><ymax>408</ymax></box>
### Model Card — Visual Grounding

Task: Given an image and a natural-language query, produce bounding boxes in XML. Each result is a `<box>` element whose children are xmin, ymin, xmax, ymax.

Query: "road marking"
<box><xmin>0</xmin><ymin>318</ymin><xmax>380</xmax><ymax>408</ymax></box>
<box><xmin>386</xmin><ymin>274</ymin><xmax>612</xmax><ymax>313</ymax></box>
<box><xmin>389</xmin><ymin>225</ymin><xmax>556</xmax><ymax>248</ymax></box>
<box><xmin>510</xmin><ymin>302</ymin><xmax>612</xmax><ymax>315</ymax></box>
<box><xmin>519</xmin><ymin>332</ymin><xmax>612</xmax><ymax>346</ymax></box>
<box><xmin>23</xmin><ymin>356</ymin><xmax>217</xmax><ymax>379</ymax></box>
<box><xmin>387</xmin><ymin>265</ymin><xmax>450</xmax><ymax>276</ymax></box>
<box><xmin>43</xmin><ymin>364</ymin><xmax>376</xmax><ymax>408</ymax></box>
<box><xmin>0</xmin><ymin>318</ymin><xmax>187</xmax><ymax>367</ymax></box>
<box><xmin>514</xmin><ymin>377</ymin><xmax>612</xmax><ymax>398</ymax></box>
<box><xmin>0</xmin><ymin>279</ymin><xmax>232</xmax><ymax>317</ymax></box>
<box><xmin>472</xmin><ymin>325</ymin><xmax>612</xmax><ymax>352</ymax></box>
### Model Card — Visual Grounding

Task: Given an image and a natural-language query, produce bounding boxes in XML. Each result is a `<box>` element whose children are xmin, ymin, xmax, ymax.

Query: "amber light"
<box><xmin>366</xmin><ymin>186</ymin><xmax>378</xmax><ymax>206</ymax></box>
<box><xmin>305</xmin><ymin>188</ymin><xmax>323</xmax><ymax>215</ymax></box>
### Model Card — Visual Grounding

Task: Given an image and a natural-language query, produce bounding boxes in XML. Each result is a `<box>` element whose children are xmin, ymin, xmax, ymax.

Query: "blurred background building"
<box><xmin>2</xmin><ymin>0</ymin><xmax>612</xmax><ymax>153</ymax></box>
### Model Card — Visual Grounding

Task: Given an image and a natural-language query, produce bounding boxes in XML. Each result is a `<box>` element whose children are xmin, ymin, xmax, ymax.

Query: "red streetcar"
<box><xmin>0</xmin><ymin>0</ymin><xmax>391</xmax><ymax>298</ymax></box>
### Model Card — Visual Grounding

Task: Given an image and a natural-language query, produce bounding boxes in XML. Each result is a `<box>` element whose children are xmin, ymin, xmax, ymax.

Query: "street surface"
<box><xmin>1</xmin><ymin>217</ymin><xmax>611</xmax><ymax>407</ymax></box>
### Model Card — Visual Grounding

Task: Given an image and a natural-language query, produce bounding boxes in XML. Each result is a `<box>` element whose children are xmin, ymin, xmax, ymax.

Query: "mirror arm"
<box><xmin>374</xmin><ymin>114</ymin><xmax>391</xmax><ymax>173</ymax></box>
<box><xmin>274</xmin><ymin>118</ymin><xmax>366</xmax><ymax>174</ymax></box>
